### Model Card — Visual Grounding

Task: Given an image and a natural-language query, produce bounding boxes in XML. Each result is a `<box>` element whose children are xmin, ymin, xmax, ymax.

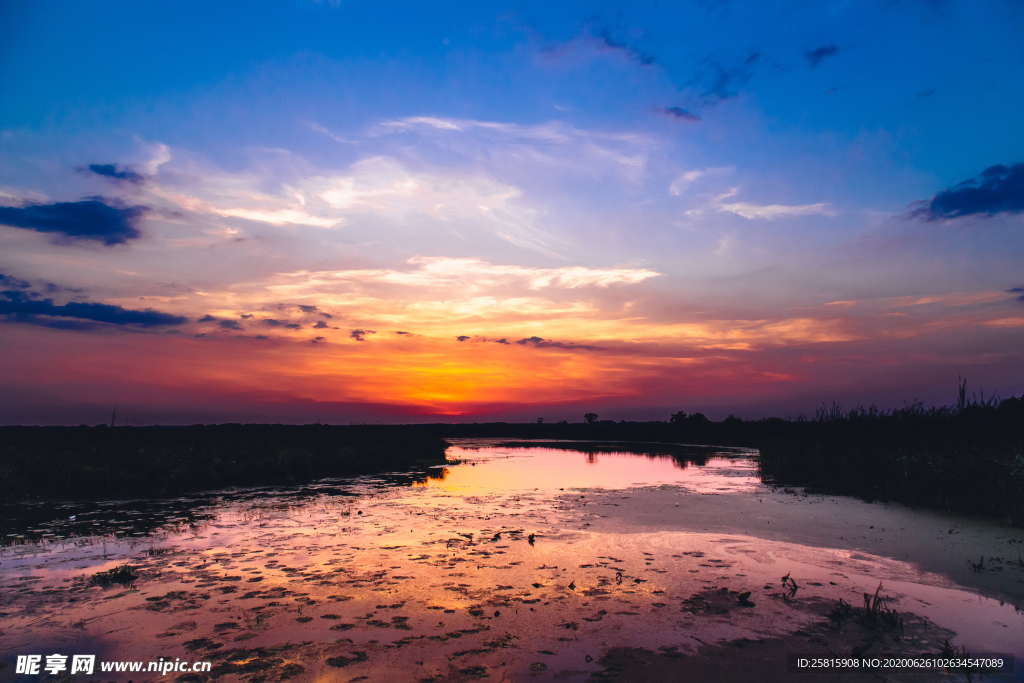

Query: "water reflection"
<box><xmin>0</xmin><ymin>439</ymin><xmax>1022</xmax><ymax>681</ymax></box>
<box><xmin>415</xmin><ymin>442</ymin><xmax>759</xmax><ymax>495</ymax></box>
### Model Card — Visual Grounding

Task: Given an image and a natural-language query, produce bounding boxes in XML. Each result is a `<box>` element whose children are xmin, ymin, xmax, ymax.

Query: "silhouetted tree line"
<box><xmin>0</xmin><ymin>424</ymin><xmax>447</xmax><ymax>500</ymax></box>
<box><xmin>3</xmin><ymin>387</ymin><xmax>1022</xmax><ymax>525</ymax></box>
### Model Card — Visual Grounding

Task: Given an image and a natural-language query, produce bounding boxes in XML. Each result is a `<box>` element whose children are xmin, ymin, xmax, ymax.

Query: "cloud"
<box><xmin>1008</xmin><ymin>287</ymin><xmax>1024</xmax><ymax>302</ymax></box>
<box><xmin>211</xmin><ymin>206</ymin><xmax>339</xmax><ymax>228</ymax></box>
<box><xmin>450</xmin><ymin>334</ymin><xmax>600</xmax><ymax>351</ymax></box>
<box><xmin>805</xmin><ymin>44</ymin><xmax>839</xmax><ymax>68</ymax></box>
<box><xmin>0</xmin><ymin>286</ymin><xmax>187</xmax><ymax>330</ymax></box>
<box><xmin>662</xmin><ymin>107</ymin><xmax>701</xmax><ymax>122</ymax></box>
<box><xmin>372</xmin><ymin>117</ymin><xmax>651</xmax><ymax>185</ymax></box>
<box><xmin>698</xmin><ymin>52</ymin><xmax>761</xmax><ymax>101</ymax></box>
<box><xmin>669</xmin><ymin>167</ymin><xmax>731</xmax><ymax>196</ymax></box>
<box><xmin>262</xmin><ymin>318</ymin><xmax>301</xmax><ymax>329</ymax></box>
<box><xmin>218</xmin><ymin>319</ymin><xmax>243</xmax><ymax>330</ymax></box>
<box><xmin>142</xmin><ymin>120</ymin><xmax>651</xmax><ymax>257</ymax></box>
<box><xmin>538</xmin><ymin>27</ymin><xmax>658</xmax><ymax>70</ymax></box>
<box><xmin>140</xmin><ymin>141</ymin><xmax>171</xmax><ymax>175</ymax></box>
<box><xmin>0</xmin><ymin>273</ymin><xmax>31</xmax><ymax>290</ymax></box>
<box><xmin>208</xmin><ymin>256</ymin><xmax>660</xmax><ymax>333</ymax></box>
<box><xmin>350</xmin><ymin>328</ymin><xmax>376</xmax><ymax>341</ymax></box>
<box><xmin>0</xmin><ymin>198</ymin><xmax>146</xmax><ymax>245</ymax></box>
<box><xmin>295</xmin><ymin>304</ymin><xmax>333</xmax><ymax>318</ymax></box>
<box><xmin>394</xmin><ymin>330</ymin><xmax>412</xmax><ymax>335</ymax></box>
<box><xmin>305</xmin><ymin>121</ymin><xmax>356</xmax><ymax>144</ymax></box>
<box><xmin>311</xmin><ymin>336</ymin><xmax>327</xmax><ymax>344</ymax></box>
<box><xmin>198</xmin><ymin>314</ymin><xmax>218</xmax><ymax>322</ymax></box>
<box><xmin>594</xmin><ymin>27</ymin><xmax>657</xmax><ymax>67</ymax></box>
<box><xmin>85</xmin><ymin>163</ymin><xmax>145</xmax><ymax>184</ymax></box>
<box><xmin>514</xmin><ymin>335</ymin><xmax>602</xmax><ymax>351</ymax></box>
<box><xmin>313</xmin><ymin>320</ymin><xmax>329</xmax><ymax>329</ymax></box>
<box><xmin>708</xmin><ymin>188</ymin><xmax>836</xmax><ymax>220</ymax></box>
<box><xmin>911</xmin><ymin>163</ymin><xmax>1024</xmax><ymax>220</ymax></box>
<box><xmin>275</xmin><ymin>257</ymin><xmax>660</xmax><ymax>291</ymax></box>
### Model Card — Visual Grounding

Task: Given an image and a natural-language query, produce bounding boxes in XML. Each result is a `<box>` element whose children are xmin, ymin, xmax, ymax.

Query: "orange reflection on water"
<box><xmin>416</xmin><ymin>444</ymin><xmax>761</xmax><ymax>494</ymax></box>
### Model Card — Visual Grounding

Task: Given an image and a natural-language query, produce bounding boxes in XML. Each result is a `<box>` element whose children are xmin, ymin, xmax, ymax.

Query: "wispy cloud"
<box><xmin>264</xmin><ymin>256</ymin><xmax>661</xmax><ymax>293</ymax></box>
<box><xmin>662</xmin><ymin>106</ymin><xmax>701</xmax><ymax>122</ymax></box>
<box><xmin>705</xmin><ymin>188</ymin><xmax>836</xmax><ymax>220</ymax></box>
<box><xmin>669</xmin><ymin>167</ymin><xmax>732</xmax><ymax>196</ymax></box>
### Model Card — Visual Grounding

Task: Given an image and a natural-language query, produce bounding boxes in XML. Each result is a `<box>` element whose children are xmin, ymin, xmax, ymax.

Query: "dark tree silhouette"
<box><xmin>584</xmin><ymin>412</ymin><xmax>599</xmax><ymax>424</ymax></box>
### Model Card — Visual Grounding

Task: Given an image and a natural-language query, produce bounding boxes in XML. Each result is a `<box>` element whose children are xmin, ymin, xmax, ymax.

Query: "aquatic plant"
<box><xmin>89</xmin><ymin>564</ymin><xmax>138</xmax><ymax>587</ymax></box>
<box><xmin>861</xmin><ymin>583</ymin><xmax>901</xmax><ymax>630</ymax></box>
<box><xmin>781</xmin><ymin>572</ymin><xmax>799</xmax><ymax>599</ymax></box>
<box><xmin>827</xmin><ymin>584</ymin><xmax>902</xmax><ymax>632</ymax></box>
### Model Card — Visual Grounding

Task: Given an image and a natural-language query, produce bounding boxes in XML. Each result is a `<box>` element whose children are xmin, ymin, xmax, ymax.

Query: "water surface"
<box><xmin>1</xmin><ymin>439</ymin><xmax>1022</xmax><ymax>681</ymax></box>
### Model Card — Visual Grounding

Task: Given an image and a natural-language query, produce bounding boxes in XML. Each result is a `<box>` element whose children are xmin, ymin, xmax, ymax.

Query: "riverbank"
<box><xmin>0</xmin><ymin>425</ymin><xmax>448</xmax><ymax>500</ymax></box>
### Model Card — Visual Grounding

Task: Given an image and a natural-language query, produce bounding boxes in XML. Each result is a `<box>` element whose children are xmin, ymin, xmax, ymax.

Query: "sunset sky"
<box><xmin>2</xmin><ymin>0</ymin><xmax>1023</xmax><ymax>424</ymax></box>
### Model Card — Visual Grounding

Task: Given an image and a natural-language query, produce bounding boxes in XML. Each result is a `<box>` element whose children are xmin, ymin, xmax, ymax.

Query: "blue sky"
<box><xmin>2</xmin><ymin>0</ymin><xmax>1023</xmax><ymax>423</ymax></box>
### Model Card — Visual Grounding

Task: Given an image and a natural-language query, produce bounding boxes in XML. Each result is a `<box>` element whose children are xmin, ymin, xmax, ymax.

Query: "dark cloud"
<box><xmin>0</xmin><ymin>198</ymin><xmax>146</xmax><ymax>245</ymax></box>
<box><xmin>394</xmin><ymin>330</ymin><xmax>412</xmax><ymax>335</ymax></box>
<box><xmin>200</xmin><ymin>314</ymin><xmax>246</xmax><ymax>331</ymax></box>
<box><xmin>515</xmin><ymin>336</ymin><xmax>603</xmax><ymax>351</ymax></box>
<box><xmin>805</xmin><ymin>44</ymin><xmax>839</xmax><ymax>68</ymax></box>
<box><xmin>911</xmin><ymin>163</ymin><xmax>1024</xmax><ymax>220</ymax></box>
<box><xmin>1008</xmin><ymin>287</ymin><xmax>1024</xmax><ymax>302</ymax></box>
<box><xmin>311</xmin><ymin>336</ymin><xmax>327</xmax><ymax>344</ymax></box>
<box><xmin>240</xmin><ymin>313</ymin><xmax>254</xmax><ymax>319</ymax></box>
<box><xmin>0</xmin><ymin>273</ymin><xmax>32</xmax><ymax>290</ymax></box>
<box><xmin>456</xmin><ymin>335</ymin><xmax>471</xmax><ymax>342</ymax></box>
<box><xmin>701</xmin><ymin>53</ymin><xmax>759</xmax><ymax>100</ymax></box>
<box><xmin>493</xmin><ymin>338</ymin><xmax>510</xmax><ymax>344</ymax></box>
<box><xmin>0</xmin><ymin>285</ymin><xmax>187</xmax><ymax>330</ymax></box>
<box><xmin>294</xmin><ymin>304</ymin><xmax>333</xmax><ymax>319</ymax></box>
<box><xmin>595</xmin><ymin>27</ymin><xmax>657</xmax><ymax>66</ymax></box>
<box><xmin>85</xmin><ymin>163</ymin><xmax>145</xmax><ymax>184</ymax></box>
<box><xmin>313</xmin><ymin>320</ymin><xmax>329</xmax><ymax>329</ymax></box>
<box><xmin>262</xmin><ymin>318</ymin><xmax>302</xmax><ymax>329</ymax></box>
<box><xmin>662</xmin><ymin>106</ymin><xmax>701</xmax><ymax>122</ymax></box>
<box><xmin>350</xmin><ymin>328</ymin><xmax>376</xmax><ymax>341</ymax></box>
